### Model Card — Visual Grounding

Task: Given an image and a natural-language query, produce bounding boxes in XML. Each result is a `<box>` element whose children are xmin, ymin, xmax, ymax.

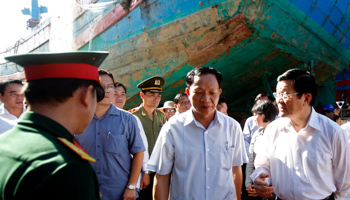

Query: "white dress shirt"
<box><xmin>148</xmin><ymin>110</ymin><xmax>247</xmax><ymax>200</ymax></box>
<box><xmin>251</xmin><ymin>107</ymin><xmax>350</xmax><ymax>199</ymax></box>
<box><xmin>0</xmin><ymin>104</ymin><xmax>25</xmax><ymax>134</ymax></box>
<box><xmin>341</xmin><ymin>122</ymin><xmax>350</xmax><ymax>139</ymax></box>
<box><xmin>133</xmin><ymin>115</ymin><xmax>149</xmax><ymax>189</ymax></box>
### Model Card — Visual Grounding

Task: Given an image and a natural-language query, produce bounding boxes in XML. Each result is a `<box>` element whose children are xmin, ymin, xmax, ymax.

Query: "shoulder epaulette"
<box><xmin>57</xmin><ymin>137</ymin><xmax>96</xmax><ymax>162</ymax></box>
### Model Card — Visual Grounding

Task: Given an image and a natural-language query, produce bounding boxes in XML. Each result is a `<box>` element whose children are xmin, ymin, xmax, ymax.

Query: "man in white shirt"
<box><xmin>148</xmin><ymin>67</ymin><xmax>247</xmax><ymax>200</ymax></box>
<box><xmin>0</xmin><ymin>80</ymin><xmax>25</xmax><ymax>134</ymax></box>
<box><xmin>251</xmin><ymin>69</ymin><xmax>350</xmax><ymax>199</ymax></box>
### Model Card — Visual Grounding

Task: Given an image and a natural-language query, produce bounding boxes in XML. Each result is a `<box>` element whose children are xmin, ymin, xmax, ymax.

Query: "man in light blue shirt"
<box><xmin>148</xmin><ymin>67</ymin><xmax>247</xmax><ymax>200</ymax></box>
<box><xmin>75</xmin><ymin>70</ymin><xmax>144</xmax><ymax>200</ymax></box>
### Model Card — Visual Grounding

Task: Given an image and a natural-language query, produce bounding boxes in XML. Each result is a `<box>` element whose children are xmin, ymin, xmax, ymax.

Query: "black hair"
<box><xmin>251</xmin><ymin>100</ymin><xmax>277</xmax><ymax>123</ymax></box>
<box><xmin>277</xmin><ymin>68</ymin><xmax>317</xmax><ymax>106</ymax></box>
<box><xmin>25</xmin><ymin>78</ymin><xmax>98</xmax><ymax>105</ymax></box>
<box><xmin>115</xmin><ymin>82</ymin><xmax>127</xmax><ymax>94</ymax></box>
<box><xmin>0</xmin><ymin>80</ymin><xmax>24</xmax><ymax>95</ymax></box>
<box><xmin>218</xmin><ymin>96</ymin><xmax>227</xmax><ymax>105</ymax></box>
<box><xmin>99</xmin><ymin>69</ymin><xmax>115</xmax><ymax>83</ymax></box>
<box><xmin>173</xmin><ymin>92</ymin><xmax>188</xmax><ymax>104</ymax></box>
<box><xmin>186</xmin><ymin>67</ymin><xmax>223</xmax><ymax>88</ymax></box>
<box><xmin>254</xmin><ymin>92</ymin><xmax>275</xmax><ymax>102</ymax></box>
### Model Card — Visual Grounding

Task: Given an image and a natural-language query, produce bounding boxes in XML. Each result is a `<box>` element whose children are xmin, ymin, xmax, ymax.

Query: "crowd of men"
<box><xmin>0</xmin><ymin>51</ymin><xmax>350</xmax><ymax>200</ymax></box>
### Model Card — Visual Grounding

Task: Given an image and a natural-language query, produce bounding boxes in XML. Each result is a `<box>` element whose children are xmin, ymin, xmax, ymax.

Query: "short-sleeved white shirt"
<box><xmin>148</xmin><ymin>109</ymin><xmax>247</xmax><ymax>200</ymax></box>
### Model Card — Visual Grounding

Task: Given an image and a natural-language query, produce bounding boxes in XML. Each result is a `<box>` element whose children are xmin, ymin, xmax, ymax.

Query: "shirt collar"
<box><xmin>0</xmin><ymin>104</ymin><xmax>5</xmax><ymax>115</ymax></box>
<box><xmin>184</xmin><ymin>109</ymin><xmax>221</xmax><ymax>127</ymax></box>
<box><xmin>139</xmin><ymin>106</ymin><xmax>159</xmax><ymax>117</ymax></box>
<box><xmin>289</xmin><ymin>107</ymin><xmax>320</xmax><ymax>131</ymax></box>
<box><xmin>94</xmin><ymin>104</ymin><xmax>120</xmax><ymax>120</ymax></box>
<box><xmin>0</xmin><ymin>104</ymin><xmax>26</xmax><ymax>116</ymax></box>
<box><xmin>306</xmin><ymin>107</ymin><xmax>321</xmax><ymax>131</ymax></box>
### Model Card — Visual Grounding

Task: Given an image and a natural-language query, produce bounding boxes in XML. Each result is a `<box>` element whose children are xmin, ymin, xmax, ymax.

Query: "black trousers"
<box><xmin>277</xmin><ymin>193</ymin><xmax>334</xmax><ymax>200</ymax></box>
<box><xmin>137</xmin><ymin>172</ymin><xmax>155</xmax><ymax>200</ymax></box>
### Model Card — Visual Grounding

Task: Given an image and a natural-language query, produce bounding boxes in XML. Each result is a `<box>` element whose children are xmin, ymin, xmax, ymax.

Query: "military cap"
<box><xmin>137</xmin><ymin>76</ymin><xmax>165</xmax><ymax>93</ymax></box>
<box><xmin>5</xmin><ymin>51</ymin><xmax>109</xmax><ymax>102</ymax></box>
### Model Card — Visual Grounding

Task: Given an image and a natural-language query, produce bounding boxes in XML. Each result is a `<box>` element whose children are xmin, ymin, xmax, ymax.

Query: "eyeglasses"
<box><xmin>273</xmin><ymin>92</ymin><xmax>299</xmax><ymax>100</ymax></box>
<box><xmin>102</xmin><ymin>84</ymin><xmax>115</xmax><ymax>91</ymax></box>
<box><xmin>178</xmin><ymin>101</ymin><xmax>191</xmax><ymax>106</ymax></box>
<box><xmin>165</xmin><ymin>109</ymin><xmax>176</xmax><ymax>113</ymax></box>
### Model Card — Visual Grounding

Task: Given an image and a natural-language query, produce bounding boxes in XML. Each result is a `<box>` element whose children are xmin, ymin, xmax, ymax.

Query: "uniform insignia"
<box><xmin>129</xmin><ymin>107</ymin><xmax>139</xmax><ymax>113</ymax></box>
<box><xmin>57</xmin><ymin>137</ymin><xmax>96</xmax><ymax>162</ymax></box>
<box><xmin>142</xmin><ymin>110</ymin><xmax>147</xmax><ymax>116</ymax></box>
<box><xmin>155</xmin><ymin>79</ymin><xmax>160</xmax><ymax>85</ymax></box>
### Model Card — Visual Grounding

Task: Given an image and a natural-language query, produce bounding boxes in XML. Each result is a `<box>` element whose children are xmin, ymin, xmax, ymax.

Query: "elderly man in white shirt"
<box><xmin>148</xmin><ymin>67</ymin><xmax>247</xmax><ymax>200</ymax></box>
<box><xmin>0</xmin><ymin>80</ymin><xmax>25</xmax><ymax>134</ymax></box>
<box><xmin>251</xmin><ymin>69</ymin><xmax>350</xmax><ymax>200</ymax></box>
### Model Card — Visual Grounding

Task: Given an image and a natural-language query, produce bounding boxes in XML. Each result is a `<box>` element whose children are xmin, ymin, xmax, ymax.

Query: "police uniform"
<box><xmin>0</xmin><ymin>52</ymin><xmax>108</xmax><ymax>200</ymax></box>
<box><xmin>133</xmin><ymin>106</ymin><xmax>166</xmax><ymax>155</ymax></box>
<box><xmin>132</xmin><ymin>76</ymin><xmax>166</xmax><ymax>200</ymax></box>
<box><xmin>132</xmin><ymin>76</ymin><xmax>167</xmax><ymax>155</ymax></box>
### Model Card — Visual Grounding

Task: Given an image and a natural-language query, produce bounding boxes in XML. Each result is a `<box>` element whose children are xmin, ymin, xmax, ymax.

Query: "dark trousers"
<box><xmin>137</xmin><ymin>172</ymin><xmax>155</xmax><ymax>200</ymax></box>
<box><xmin>277</xmin><ymin>193</ymin><xmax>334</xmax><ymax>200</ymax></box>
<box><xmin>241</xmin><ymin>164</ymin><xmax>247</xmax><ymax>199</ymax></box>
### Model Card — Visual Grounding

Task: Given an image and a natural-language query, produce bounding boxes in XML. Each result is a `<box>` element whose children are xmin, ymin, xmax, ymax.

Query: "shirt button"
<box><xmin>207</xmin><ymin>186</ymin><xmax>210</xmax><ymax>189</ymax></box>
<box><xmin>207</xmin><ymin>168</ymin><xmax>210</xmax><ymax>171</ymax></box>
<box><xmin>97</xmin><ymin>145</ymin><xmax>100</xmax><ymax>148</ymax></box>
<box><xmin>97</xmin><ymin>132</ymin><xmax>100</xmax><ymax>135</ymax></box>
<box><xmin>204</xmin><ymin>131</ymin><xmax>208</xmax><ymax>134</ymax></box>
<box><xmin>97</xmin><ymin>172</ymin><xmax>101</xmax><ymax>174</ymax></box>
<box><xmin>207</xmin><ymin>148</ymin><xmax>210</xmax><ymax>152</ymax></box>
<box><xmin>97</xmin><ymin>159</ymin><xmax>100</xmax><ymax>161</ymax></box>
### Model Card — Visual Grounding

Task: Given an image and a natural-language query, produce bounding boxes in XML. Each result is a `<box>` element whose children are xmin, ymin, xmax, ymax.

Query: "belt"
<box><xmin>276</xmin><ymin>193</ymin><xmax>334</xmax><ymax>200</ymax></box>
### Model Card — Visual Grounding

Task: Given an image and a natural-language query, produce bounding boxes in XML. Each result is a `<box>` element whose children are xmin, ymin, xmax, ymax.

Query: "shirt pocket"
<box><xmin>302</xmin><ymin>150</ymin><xmax>330</xmax><ymax>181</ymax></box>
<box><xmin>105</xmin><ymin>133</ymin><xmax>128</xmax><ymax>155</ymax></box>
<box><xmin>221</xmin><ymin>143</ymin><xmax>234</xmax><ymax>170</ymax></box>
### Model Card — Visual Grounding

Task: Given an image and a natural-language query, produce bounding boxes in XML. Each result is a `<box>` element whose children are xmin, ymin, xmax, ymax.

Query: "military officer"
<box><xmin>0</xmin><ymin>51</ymin><xmax>108</xmax><ymax>200</ymax></box>
<box><xmin>132</xmin><ymin>76</ymin><xmax>166</xmax><ymax>200</ymax></box>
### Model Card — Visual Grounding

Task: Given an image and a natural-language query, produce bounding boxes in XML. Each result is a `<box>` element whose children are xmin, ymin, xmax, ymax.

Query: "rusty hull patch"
<box><xmin>188</xmin><ymin>14</ymin><xmax>251</xmax><ymax>67</ymax></box>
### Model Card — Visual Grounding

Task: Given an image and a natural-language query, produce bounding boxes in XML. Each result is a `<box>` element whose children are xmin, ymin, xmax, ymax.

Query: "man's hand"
<box><xmin>246</xmin><ymin>185</ymin><xmax>259</xmax><ymax>197</ymax></box>
<box><xmin>253</xmin><ymin>173</ymin><xmax>275</xmax><ymax>198</ymax></box>
<box><xmin>140</xmin><ymin>173</ymin><xmax>150</xmax><ymax>190</ymax></box>
<box><xmin>123</xmin><ymin>188</ymin><xmax>136</xmax><ymax>200</ymax></box>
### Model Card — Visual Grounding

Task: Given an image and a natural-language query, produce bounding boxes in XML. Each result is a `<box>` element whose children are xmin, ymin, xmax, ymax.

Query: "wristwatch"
<box><xmin>126</xmin><ymin>184</ymin><xmax>136</xmax><ymax>190</ymax></box>
<box><xmin>143</xmin><ymin>170</ymin><xmax>151</xmax><ymax>175</ymax></box>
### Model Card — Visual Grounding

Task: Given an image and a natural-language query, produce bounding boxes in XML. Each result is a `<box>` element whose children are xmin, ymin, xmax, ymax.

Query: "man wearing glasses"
<box><xmin>75</xmin><ymin>69</ymin><xmax>145</xmax><ymax>200</ymax></box>
<box><xmin>0</xmin><ymin>80</ymin><xmax>25</xmax><ymax>134</ymax></box>
<box><xmin>173</xmin><ymin>92</ymin><xmax>191</xmax><ymax>114</ymax></box>
<box><xmin>251</xmin><ymin>69</ymin><xmax>350</xmax><ymax>200</ymax></box>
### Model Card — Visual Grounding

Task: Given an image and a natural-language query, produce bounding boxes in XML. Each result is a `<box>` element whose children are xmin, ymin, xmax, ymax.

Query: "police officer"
<box><xmin>0</xmin><ymin>51</ymin><xmax>108</xmax><ymax>200</ymax></box>
<box><xmin>132</xmin><ymin>76</ymin><xmax>166</xmax><ymax>200</ymax></box>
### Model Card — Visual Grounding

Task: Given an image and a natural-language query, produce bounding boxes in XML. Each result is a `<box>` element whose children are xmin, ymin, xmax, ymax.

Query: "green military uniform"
<box><xmin>133</xmin><ymin>107</ymin><xmax>166</xmax><ymax>155</ymax></box>
<box><xmin>133</xmin><ymin>76</ymin><xmax>166</xmax><ymax>155</ymax></box>
<box><xmin>0</xmin><ymin>111</ymin><xmax>100</xmax><ymax>200</ymax></box>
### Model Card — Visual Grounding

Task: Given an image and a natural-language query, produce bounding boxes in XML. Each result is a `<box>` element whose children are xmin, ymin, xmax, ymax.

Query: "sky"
<box><xmin>0</xmin><ymin>0</ymin><xmax>54</xmax><ymax>52</ymax></box>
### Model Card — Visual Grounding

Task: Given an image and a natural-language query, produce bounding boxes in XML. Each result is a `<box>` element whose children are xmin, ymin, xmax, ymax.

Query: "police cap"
<box><xmin>5</xmin><ymin>51</ymin><xmax>109</xmax><ymax>102</ymax></box>
<box><xmin>137</xmin><ymin>76</ymin><xmax>164</xmax><ymax>93</ymax></box>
